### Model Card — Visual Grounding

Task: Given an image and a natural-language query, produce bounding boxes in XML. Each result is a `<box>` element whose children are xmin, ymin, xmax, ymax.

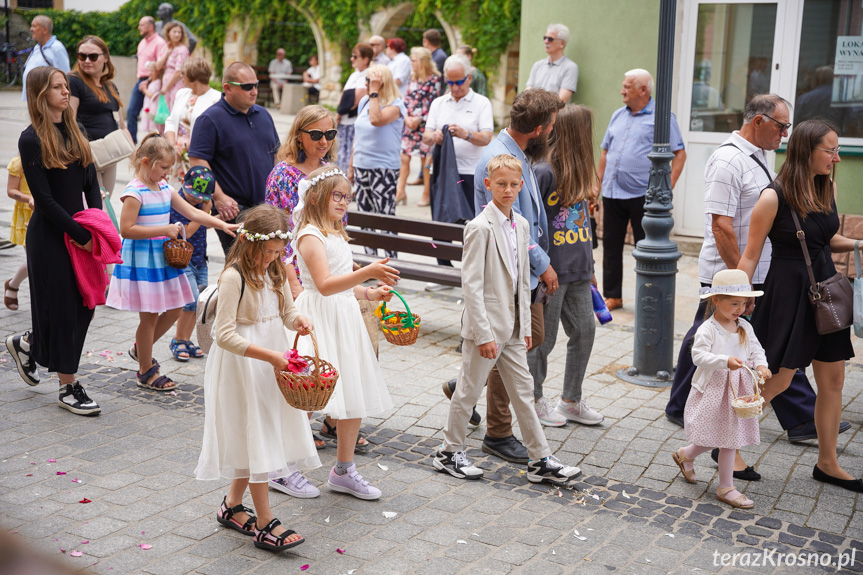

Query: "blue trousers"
<box><xmin>127</xmin><ymin>78</ymin><xmax>146</xmax><ymax>143</ymax></box>
<box><xmin>666</xmin><ymin>283</ymin><xmax>815</xmax><ymax>431</ymax></box>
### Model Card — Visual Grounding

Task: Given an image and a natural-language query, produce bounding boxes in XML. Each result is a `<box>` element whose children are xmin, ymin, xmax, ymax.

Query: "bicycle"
<box><xmin>0</xmin><ymin>31</ymin><xmax>35</xmax><ymax>87</ymax></box>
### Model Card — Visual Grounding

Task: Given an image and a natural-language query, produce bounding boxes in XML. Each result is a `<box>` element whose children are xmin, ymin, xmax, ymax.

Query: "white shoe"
<box><xmin>534</xmin><ymin>397</ymin><xmax>567</xmax><ymax>427</ymax></box>
<box><xmin>424</xmin><ymin>282</ymin><xmax>450</xmax><ymax>292</ymax></box>
<box><xmin>554</xmin><ymin>398</ymin><xmax>604</xmax><ymax>425</ymax></box>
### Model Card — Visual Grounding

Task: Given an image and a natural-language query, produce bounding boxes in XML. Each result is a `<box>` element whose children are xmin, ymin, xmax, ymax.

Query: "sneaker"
<box><xmin>6</xmin><ymin>331</ymin><xmax>40</xmax><ymax>386</ymax></box>
<box><xmin>424</xmin><ymin>282</ymin><xmax>450</xmax><ymax>292</ymax></box>
<box><xmin>526</xmin><ymin>455</ymin><xmax>581</xmax><ymax>484</ymax></box>
<box><xmin>433</xmin><ymin>450</ymin><xmax>484</xmax><ymax>480</ymax></box>
<box><xmin>554</xmin><ymin>398</ymin><xmax>604</xmax><ymax>426</ymax></box>
<box><xmin>534</xmin><ymin>397</ymin><xmax>567</xmax><ymax>427</ymax></box>
<box><xmin>58</xmin><ymin>382</ymin><xmax>101</xmax><ymax>416</ymax></box>
<box><xmin>327</xmin><ymin>464</ymin><xmax>381</xmax><ymax>500</ymax></box>
<box><xmin>270</xmin><ymin>471</ymin><xmax>320</xmax><ymax>499</ymax></box>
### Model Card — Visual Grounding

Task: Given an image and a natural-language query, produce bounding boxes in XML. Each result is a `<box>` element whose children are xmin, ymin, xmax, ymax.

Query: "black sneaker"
<box><xmin>433</xmin><ymin>450</ymin><xmax>484</xmax><ymax>480</ymax></box>
<box><xmin>58</xmin><ymin>382</ymin><xmax>101</xmax><ymax>416</ymax></box>
<box><xmin>5</xmin><ymin>332</ymin><xmax>40</xmax><ymax>386</ymax></box>
<box><xmin>526</xmin><ymin>456</ymin><xmax>581</xmax><ymax>484</ymax></box>
<box><xmin>441</xmin><ymin>378</ymin><xmax>481</xmax><ymax>426</ymax></box>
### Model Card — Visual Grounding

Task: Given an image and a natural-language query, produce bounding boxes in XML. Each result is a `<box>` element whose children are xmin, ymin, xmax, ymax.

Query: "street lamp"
<box><xmin>617</xmin><ymin>0</ymin><xmax>680</xmax><ymax>388</ymax></box>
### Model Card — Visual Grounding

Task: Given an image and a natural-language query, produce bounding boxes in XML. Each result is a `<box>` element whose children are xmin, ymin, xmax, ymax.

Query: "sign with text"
<box><xmin>835</xmin><ymin>36</ymin><xmax>863</xmax><ymax>75</ymax></box>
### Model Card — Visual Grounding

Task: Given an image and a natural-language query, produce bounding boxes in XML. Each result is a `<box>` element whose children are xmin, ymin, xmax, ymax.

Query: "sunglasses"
<box><xmin>543</xmin><ymin>35</ymin><xmax>557</xmax><ymax>42</ymax></box>
<box><xmin>227</xmin><ymin>81</ymin><xmax>259</xmax><ymax>91</ymax></box>
<box><xmin>77</xmin><ymin>52</ymin><xmax>103</xmax><ymax>62</ymax></box>
<box><xmin>445</xmin><ymin>76</ymin><xmax>469</xmax><ymax>87</ymax></box>
<box><xmin>300</xmin><ymin>129</ymin><xmax>337</xmax><ymax>141</ymax></box>
<box><xmin>332</xmin><ymin>191</ymin><xmax>354</xmax><ymax>204</ymax></box>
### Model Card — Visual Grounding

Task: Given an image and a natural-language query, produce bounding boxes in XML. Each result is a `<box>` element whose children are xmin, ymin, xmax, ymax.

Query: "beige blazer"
<box><xmin>460</xmin><ymin>203</ymin><xmax>532</xmax><ymax>345</ymax></box>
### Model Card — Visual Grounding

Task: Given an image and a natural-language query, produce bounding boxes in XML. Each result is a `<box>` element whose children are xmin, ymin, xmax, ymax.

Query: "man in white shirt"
<box><xmin>22</xmin><ymin>15</ymin><xmax>70</xmax><ymax>102</ymax></box>
<box><xmin>525</xmin><ymin>23</ymin><xmax>578</xmax><ymax>102</ymax></box>
<box><xmin>268</xmin><ymin>48</ymin><xmax>293</xmax><ymax>109</ymax></box>
<box><xmin>369</xmin><ymin>35</ymin><xmax>390</xmax><ymax>66</ymax></box>
<box><xmin>302</xmin><ymin>54</ymin><xmax>321</xmax><ymax>104</ymax></box>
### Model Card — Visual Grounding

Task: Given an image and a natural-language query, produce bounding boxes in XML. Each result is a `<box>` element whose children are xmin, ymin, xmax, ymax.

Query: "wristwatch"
<box><xmin>368</xmin><ymin>92</ymin><xmax>379</xmax><ymax>98</ymax></box>
<box><xmin>466</xmin><ymin>131</ymin><xmax>472</xmax><ymax>141</ymax></box>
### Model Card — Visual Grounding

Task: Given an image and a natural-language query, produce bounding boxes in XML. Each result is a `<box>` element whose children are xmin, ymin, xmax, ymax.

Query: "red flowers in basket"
<box><xmin>283</xmin><ymin>349</ymin><xmax>309</xmax><ymax>374</ymax></box>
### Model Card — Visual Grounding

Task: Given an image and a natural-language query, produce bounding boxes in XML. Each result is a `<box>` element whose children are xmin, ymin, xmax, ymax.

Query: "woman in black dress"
<box><xmin>739</xmin><ymin>119</ymin><xmax>861</xmax><ymax>492</ymax></box>
<box><xmin>4</xmin><ymin>66</ymin><xmax>102</xmax><ymax>416</ymax></box>
<box><xmin>68</xmin><ymin>35</ymin><xmax>129</xmax><ymax>198</ymax></box>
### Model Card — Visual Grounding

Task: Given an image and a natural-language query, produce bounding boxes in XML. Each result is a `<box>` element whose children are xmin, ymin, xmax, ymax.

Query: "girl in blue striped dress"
<box><xmin>107</xmin><ymin>134</ymin><xmax>237</xmax><ymax>390</ymax></box>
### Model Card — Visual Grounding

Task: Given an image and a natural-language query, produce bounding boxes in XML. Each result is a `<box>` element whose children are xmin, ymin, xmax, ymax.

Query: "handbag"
<box><xmin>790</xmin><ymin>210</ymin><xmax>853</xmax><ymax>335</ymax></box>
<box><xmin>853</xmin><ymin>240</ymin><xmax>863</xmax><ymax>338</ymax></box>
<box><xmin>336</xmin><ymin>88</ymin><xmax>357</xmax><ymax>118</ymax></box>
<box><xmin>90</xmin><ymin>128</ymin><xmax>135</xmax><ymax>171</ymax></box>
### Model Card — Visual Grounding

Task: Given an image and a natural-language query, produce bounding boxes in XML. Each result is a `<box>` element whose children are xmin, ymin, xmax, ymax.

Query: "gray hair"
<box><xmin>625</xmin><ymin>68</ymin><xmax>654</xmax><ymax>93</ymax></box>
<box><xmin>443</xmin><ymin>54</ymin><xmax>471</xmax><ymax>77</ymax></box>
<box><xmin>32</xmin><ymin>15</ymin><xmax>52</xmax><ymax>34</ymax></box>
<box><xmin>547</xmin><ymin>23</ymin><xmax>570</xmax><ymax>44</ymax></box>
<box><xmin>743</xmin><ymin>93</ymin><xmax>792</xmax><ymax>124</ymax></box>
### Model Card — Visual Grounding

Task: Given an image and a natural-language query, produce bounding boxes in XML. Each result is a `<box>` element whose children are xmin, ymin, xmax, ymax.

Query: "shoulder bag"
<box><xmin>853</xmin><ymin>240</ymin><xmax>863</xmax><ymax>338</ymax></box>
<box><xmin>789</xmin><ymin>210</ymin><xmax>853</xmax><ymax>335</ymax></box>
<box><xmin>90</xmin><ymin>107</ymin><xmax>135</xmax><ymax>171</ymax></box>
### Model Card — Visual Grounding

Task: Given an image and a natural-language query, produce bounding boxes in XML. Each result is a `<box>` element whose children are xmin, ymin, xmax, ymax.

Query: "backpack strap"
<box><xmin>233</xmin><ymin>263</ymin><xmax>245</xmax><ymax>300</ymax></box>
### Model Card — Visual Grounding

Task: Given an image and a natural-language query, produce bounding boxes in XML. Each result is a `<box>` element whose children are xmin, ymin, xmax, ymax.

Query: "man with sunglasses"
<box><xmin>525</xmin><ymin>23</ymin><xmax>578</xmax><ymax>102</ymax></box>
<box><xmin>21</xmin><ymin>15</ymin><xmax>69</xmax><ymax>102</ymax></box>
<box><xmin>126</xmin><ymin>16</ymin><xmax>166</xmax><ymax>142</ymax></box>
<box><xmin>666</xmin><ymin>94</ymin><xmax>851</xmax><ymax>469</ymax></box>
<box><xmin>189</xmin><ymin>62</ymin><xmax>280</xmax><ymax>254</ymax></box>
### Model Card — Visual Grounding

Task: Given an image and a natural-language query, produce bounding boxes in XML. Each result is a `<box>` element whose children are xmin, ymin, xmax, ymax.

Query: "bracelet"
<box><xmin>466</xmin><ymin>131</ymin><xmax>472</xmax><ymax>141</ymax></box>
<box><xmin>365</xmin><ymin>286</ymin><xmax>372</xmax><ymax>300</ymax></box>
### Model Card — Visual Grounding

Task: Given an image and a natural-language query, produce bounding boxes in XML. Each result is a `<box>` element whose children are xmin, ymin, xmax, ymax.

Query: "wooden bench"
<box><xmin>346</xmin><ymin>211</ymin><xmax>464</xmax><ymax>287</ymax></box>
<box><xmin>252</xmin><ymin>65</ymin><xmax>272</xmax><ymax>107</ymax></box>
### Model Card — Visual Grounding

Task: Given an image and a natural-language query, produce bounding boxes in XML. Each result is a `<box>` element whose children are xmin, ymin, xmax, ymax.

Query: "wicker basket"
<box><xmin>377</xmin><ymin>290</ymin><xmax>421</xmax><ymax>346</ymax></box>
<box><xmin>274</xmin><ymin>332</ymin><xmax>339</xmax><ymax>411</ymax></box>
<box><xmin>729</xmin><ymin>366</ymin><xmax>764</xmax><ymax>419</ymax></box>
<box><xmin>163</xmin><ymin>223</ymin><xmax>194</xmax><ymax>269</ymax></box>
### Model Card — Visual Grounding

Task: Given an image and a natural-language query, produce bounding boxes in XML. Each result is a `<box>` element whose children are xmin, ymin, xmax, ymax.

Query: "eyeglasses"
<box><xmin>77</xmin><ymin>52</ymin><xmax>103</xmax><ymax>62</ymax></box>
<box><xmin>815</xmin><ymin>146</ymin><xmax>841</xmax><ymax>157</ymax></box>
<box><xmin>543</xmin><ymin>35</ymin><xmax>557</xmax><ymax>42</ymax></box>
<box><xmin>332</xmin><ymin>191</ymin><xmax>354</xmax><ymax>204</ymax></box>
<box><xmin>300</xmin><ymin>129</ymin><xmax>337</xmax><ymax>141</ymax></box>
<box><xmin>350</xmin><ymin>54</ymin><xmax>357</xmax><ymax>59</ymax></box>
<box><xmin>445</xmin><ymin>76</ymin><xmax>469</xmax><ymax>87</ymax></box>
<box><xmin>761</xmin><ymin>113</ymin><xmax>791</xmax><ymax>132</ymax></box>
<box><xmin>227</xmin><ymin>81</ymin><xmax>259</xmax><ymax>91</ymax></box>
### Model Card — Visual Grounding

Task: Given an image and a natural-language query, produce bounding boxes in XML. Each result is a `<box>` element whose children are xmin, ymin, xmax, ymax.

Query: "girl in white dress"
<box><xmin>671</xmin><ymin>269</ymin><xmax>771</xmax><ymax>510</ymax></box>
<box><xmin>291</xmin><ymin>166</ymin><xmax>399</xmax><ymax>500</ymax></box>
<box><xmin>195</xmin><ymin>204</ymin><xmax>320</xmax><ymax>552</ymax></box>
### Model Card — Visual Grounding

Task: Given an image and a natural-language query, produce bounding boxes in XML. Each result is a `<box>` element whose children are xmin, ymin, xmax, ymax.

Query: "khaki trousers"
<box><xmin>443</xmin><ymin>314</ymin><xmax>551</xmax><ymax>460</ymax></box>
<box><xmin>487</xmin><ymin>302</ymin><xmax>545</xmax><ymax>438</ymax></box>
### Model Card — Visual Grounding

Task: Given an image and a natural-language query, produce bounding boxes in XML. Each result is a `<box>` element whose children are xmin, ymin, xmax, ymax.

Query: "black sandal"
<box><xmin>253</xmin><ymin>518</ymin><xmax>304</xmax><ymax>551</ymax></box>
<box><xmin>319</xmin><ymin>419</ymin><xmax>370</xmax><ymax>454</ymax></box>
<box><xmin>136</xmin><ymin>362</ymin><xmax>177</xmax><ymax>391</ymax></box>
<box><xmin>216</xmin><ymin>496</ymin><xmax>257</xmax><ymax>536</ymax></box>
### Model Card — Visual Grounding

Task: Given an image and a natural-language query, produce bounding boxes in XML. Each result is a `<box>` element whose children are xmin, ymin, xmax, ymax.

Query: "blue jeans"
<box><xmin>182</xmin><ymin>262</ymin><xmax>208</xmax><ymax>312</ymax></box>
<box><xmin>127</xmin><ymin>78</ymin><xmax>146</xmax><ymax>143</ymax></box>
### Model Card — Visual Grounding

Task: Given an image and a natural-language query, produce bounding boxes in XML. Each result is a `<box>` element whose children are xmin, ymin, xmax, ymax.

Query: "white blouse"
<box><xmin>691</xmin><ymin>316</ymin><xmax>768</xmax><ymax>393</ymax></box>
<box><xmin>164</xmin><ymin>87</ymin><xmax>222</xmax><ymax>136</ymax></box>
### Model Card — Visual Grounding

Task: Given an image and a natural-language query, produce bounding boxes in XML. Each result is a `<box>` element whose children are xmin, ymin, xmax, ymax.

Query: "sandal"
<box><xmin>314</xmin><ymin>434</ymin><xmax>327</xmax><ymax>450</ymax></box>
<box><xmin>183</xmin><ymin>339</ymin><xmax>204</xmax><ymax>358</ymax></box>
<box><xmin>672</xmin><ymin>449</ymin><xmax>696</xmax><ymax>484</ymax></box>
<box><xmin>136</xmin><ymin>362</ymin><xmax>177</xmax><ymax>391</ymax></box>
<box><xmin>716</xmin><ymin>486</ymin><xmax>754</xmax><ymax>509</ymax></box>
<box><xmin>129</xmin><ymin>343</ymin><xmax>138</xmax><ymax>362</ymax></box>
<box><xmin>319</xmin><ymin>419</ymin><xmax>370</xmax><ymax>454</ymax></box>
<box><xmin>4</xmin><ymin>279</ymin><xmax>19</xmax><ymax>311</ymax></box>
<box><xmin>253</xmin><ymin>518</ymin><xmax>304</xmax><ymax>551</ymax></box>
<box><xmin>169</xmin><ymin>338</ymin><xmax>190</xmax><ymax>362</ymax></box>
<box><xmin>216</xmin><ymin>496</ymin><xmax>257</xmax><ymax>535</ymax></box>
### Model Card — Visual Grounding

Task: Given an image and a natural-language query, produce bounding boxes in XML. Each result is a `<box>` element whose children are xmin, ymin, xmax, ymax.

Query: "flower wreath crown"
<box><xmin>238</xmin><ymin>228</ymin><xmax>291</xmax><ymax>242</ymax></box>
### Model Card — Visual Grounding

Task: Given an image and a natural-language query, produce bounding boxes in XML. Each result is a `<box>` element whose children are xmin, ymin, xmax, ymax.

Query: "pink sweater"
<box><xmin>64</xmin><ymin>208</ymin><xmax>123</xmax><ymax>309</ymax></box>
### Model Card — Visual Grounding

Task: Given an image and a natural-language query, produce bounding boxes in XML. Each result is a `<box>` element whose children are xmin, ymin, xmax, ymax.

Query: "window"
<box><xmin>795</xmin><ymin>0</ymin><xmax>863</xmax><ymax>138</ymax></box>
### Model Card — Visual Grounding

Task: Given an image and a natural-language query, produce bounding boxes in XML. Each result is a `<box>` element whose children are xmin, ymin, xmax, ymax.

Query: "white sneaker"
<box><xmin>534</xmin><ymin>397</ymin><xmax>567</xmax><ymax>427</ymax></box>
<box><xmin>554</xmin><ymin>398</ymin><xmax>604</xmax><ymax>425</ymax></box>
<box><xmin>269</xmin><ymin>471</ymin><xmax>320</xmax><ymax>498</ymax></box>
<box><xmin>424</xmin><ymin>282</ymin><xmax>451</xmax><ymax>292</ymax></box>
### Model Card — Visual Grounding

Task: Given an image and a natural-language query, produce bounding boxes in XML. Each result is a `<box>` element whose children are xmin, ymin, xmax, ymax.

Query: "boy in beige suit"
<box><xmin>434</xmin><ymin>155</ymin><xmax>581</xmax><ymax>483</ymax></box>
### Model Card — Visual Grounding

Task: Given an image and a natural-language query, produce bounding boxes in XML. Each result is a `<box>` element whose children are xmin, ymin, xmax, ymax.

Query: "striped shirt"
<box><xmin>121</xmin><ymin>178</ymin><xmax>173</xmax><ymax>231</ymax></box>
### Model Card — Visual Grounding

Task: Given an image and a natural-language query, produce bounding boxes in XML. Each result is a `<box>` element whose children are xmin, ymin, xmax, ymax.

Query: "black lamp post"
<box><xmin>617</xmin><ymin>0</ymin><xmax>681</xmax><ymax>388</ymax></box>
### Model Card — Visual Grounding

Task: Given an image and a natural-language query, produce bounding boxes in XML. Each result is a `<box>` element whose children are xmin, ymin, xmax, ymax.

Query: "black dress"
<box><xmin>750</xmin><ymin>184</ymin><xmax>854</xmax><ymax>370</ymax></box>
<box><xmin>20</xmin><ymin>124</ymin><xmax>101</xmax><ymax>374</ymax></box>
<box><xmin>68</xmin><ymin>74</ymin><xmax>119</xmax><ymax>140</ymax></box>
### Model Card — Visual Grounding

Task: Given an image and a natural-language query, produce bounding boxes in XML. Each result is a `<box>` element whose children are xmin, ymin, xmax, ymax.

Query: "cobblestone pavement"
<box><xmin>1</xmin><ymin>90</ymin><xmax>862</xmax><ymax>574</ymax></box>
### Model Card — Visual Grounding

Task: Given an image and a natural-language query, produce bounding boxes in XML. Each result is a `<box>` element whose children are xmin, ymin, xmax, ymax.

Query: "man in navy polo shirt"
<box><xmin>189</xmin><ymin>62</ymin><xmax>280</xmax><ymax>254</ymax></box>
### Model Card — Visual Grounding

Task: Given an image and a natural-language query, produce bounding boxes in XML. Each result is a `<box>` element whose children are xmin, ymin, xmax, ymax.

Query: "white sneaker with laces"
<box><xmin>433</xmin><ymin>450</ymin><xmax>484</xmax><ymax>480</ymax></box>
<box><xmin>554</xmin><ymin>398</ymin><xmax>604</xmax><ymax>425</ymax></box>
<box><xmin>534</xmin><ymin>397</ymin><xmax>567</xmax><ymax>427</ymax></box>
<box><xmin>526</xmin><ymin>455</ymin><xmax>581</xmax><ymax>484</ymax></box>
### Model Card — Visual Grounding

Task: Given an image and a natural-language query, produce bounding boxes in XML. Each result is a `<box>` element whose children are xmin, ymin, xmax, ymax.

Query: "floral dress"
<box><xmin>161</xmin><ymin>44</ymin><xmax>190</xmax><ymax>109</ymax></box>
<box><xmin>401</xmin><ymin>75</ymin><xmax>439</xmax><ymax>157</ymax></box>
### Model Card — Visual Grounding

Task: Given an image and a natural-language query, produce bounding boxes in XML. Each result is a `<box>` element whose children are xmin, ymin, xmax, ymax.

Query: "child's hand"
<box><xmin>163</xmin><ymin>223</ymin><xmax>181</xmax><ymax>239</ymax></box>
<box><xmin>220</xmin><ymin>222</ymin><xmax>239</xmax><ymax>237</ymax></box>
<box><xmin>268</xmin><ymin>349</ymin><xmax>290</xmax><ymax>371</ymax></box>
<box><xmin>727</xmin><ymin>356</ymin><xmax>744</xmax><ymax>370</ymax></box>
<box><xmin>293</xmin><ymin>315</ymin><xmax>313</xmax><ymax>335</ymax></box>
<box><xmin>478</xmin><ymin>341</ymin><xmax>497</xmax><ymax>360</ymax></box>
<box><xmin>756</xmin><ymin>365</ymin><xmax>772</xmax><ymax>379</ymax></box>
<box><xmin>369</xmin><ymin>285</ymin><xmax>392</xmax><ymax>302</ymax></box>
<box><xmin>366</xmin><ymin>257</ymin><xmax>400</xmax><ymax>285</ymax></box>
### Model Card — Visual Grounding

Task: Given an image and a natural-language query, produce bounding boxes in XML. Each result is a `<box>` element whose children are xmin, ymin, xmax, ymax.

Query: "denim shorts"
<box><xmin>183</xmin><ymin>262</ymin><xmax>209</xmax><ymax>312</ymax></box>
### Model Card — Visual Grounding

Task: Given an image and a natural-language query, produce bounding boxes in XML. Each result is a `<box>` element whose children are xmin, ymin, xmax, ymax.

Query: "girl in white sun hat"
<box><xmin>671</xmin><ymin>269</ymin><xmax>771</xmax><ymax>509</ymax></box>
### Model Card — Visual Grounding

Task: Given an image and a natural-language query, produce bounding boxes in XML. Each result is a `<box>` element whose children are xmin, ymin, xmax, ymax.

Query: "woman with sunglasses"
<box><xmin>396</xmin><ymin>47</ymin><xmax>440</xmax><ymax>207</ymax></box>
<box><xmin>155</xmin><ymin>22</ymin><xmax>191</xmax><ymax>110</ymax></box>
<box><xmin>335</xmin><ymin>43</ymin><xmax>372</xmax><ymax>174</ymax></box>
<box><xmin>350</xmin><ymin>65</ymin><xmax>406</xmax><ymax>259</ymax></box>
<box><xmin>68</xmin><ymin>35</ymin><xmax>129</xmax><ymax>197</ymax></box>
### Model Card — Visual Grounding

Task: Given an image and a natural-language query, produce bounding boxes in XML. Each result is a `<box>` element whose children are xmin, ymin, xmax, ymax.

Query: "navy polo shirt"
<box><xmin>188</xmin><ymin>96</ymin><xmax>280</xmax><ymax>207</ymax></box>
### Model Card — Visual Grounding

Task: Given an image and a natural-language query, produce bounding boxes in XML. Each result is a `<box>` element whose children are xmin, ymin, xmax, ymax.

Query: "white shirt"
<box><xmin>164</xmin><ymin>87</ymin><xmax>222</xmax><ymax>136</ymax></box>
<box><xmin>698</xmin><ymin>132</ymin><xmax>773</xmax><ymax>285</ymax></box>
<box><xmin>488</xmin><ymin>202</ymin><xmax>519</xmax><ymax>296</ymax></box>
<box><xmin>691</xmin><ymin>316</ymin><xmax>767</xmax><ymax>393</ymax></box>
<box><xmin>374</xmin><ymin>52</ymin><xmax>391</xmax><ymax>66</ymax></box>
<box><xmin>425</xmin><ymin>89</ymin><xmax>494</xmax><ymax>175</ymax></box>
<box><xmin>339</xmin><ymin>69</ymin><xmax>367</xmax><ymax>126</ymax></box>
<box><xmin>268</xmin><ymin>58</ymin><xmax>293</xmax><ymax>81</ymax></box>
<box><xmin>387</xmin><ymin>52</ymin><xmax>412</xmax><ymax>97</ymax></box>
<box><xmin>303</xmin><ymin>65</ymin><xmax>320</xmax><ymax>88</ymax></box>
